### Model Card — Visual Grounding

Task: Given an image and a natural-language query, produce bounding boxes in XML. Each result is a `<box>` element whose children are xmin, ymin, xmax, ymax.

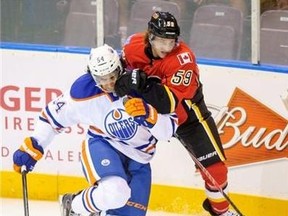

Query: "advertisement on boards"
<box><xmin>1</xmin><ymin>49</ymin><xmax>288</xmax><ymax>199</ymax></box>
<box><xmin>1</xmin><ymin>49</ymin><xmax>89</xmax><ymax>176</ymax></box>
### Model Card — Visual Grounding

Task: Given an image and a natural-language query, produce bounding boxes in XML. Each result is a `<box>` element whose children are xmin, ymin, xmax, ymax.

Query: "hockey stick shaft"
<box><xmin>189</xmin><ymin>152</ymin><xmax>243</xmax><ymax>215</ymax></box>
<box><xmin>21</xmin><ymin>166</ymin><xmax>30</xmax><ymax>216</ymax></box>
<box><xmin>175</xmin><ymin>135</ymin><xmax>244</xmax><ymax>216</ymax></box>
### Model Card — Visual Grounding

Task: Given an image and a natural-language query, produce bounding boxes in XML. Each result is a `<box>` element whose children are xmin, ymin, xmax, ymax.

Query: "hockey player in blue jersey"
<box><xmin>13</xmin><ymin>44</ymin><xmax>178</xmax><ymax>216</ymax></box>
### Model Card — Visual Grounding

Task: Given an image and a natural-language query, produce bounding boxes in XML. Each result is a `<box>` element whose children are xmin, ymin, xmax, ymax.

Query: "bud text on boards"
<box><xmin>211</xmin><ymin>88</ymin><xmax>287</xmax><ymax>167</ymax></box>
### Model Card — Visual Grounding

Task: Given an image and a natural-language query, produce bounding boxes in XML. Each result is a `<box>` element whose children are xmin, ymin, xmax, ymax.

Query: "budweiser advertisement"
<box><xmin>212</xmin><ymin>87</ymin><xmax>287</xmax><ymax>167</ymax></box>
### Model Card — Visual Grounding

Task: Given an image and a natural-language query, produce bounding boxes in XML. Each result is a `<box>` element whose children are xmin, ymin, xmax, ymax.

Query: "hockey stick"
<box><xmin>21</xmin><ymin>166</ymin><xmax>30</xmax><ymax>216</ymax></box>
<box><xmin>175</xmin><ymin>135</ymin><xmax>244</xmax><ymax>216</ymax></box>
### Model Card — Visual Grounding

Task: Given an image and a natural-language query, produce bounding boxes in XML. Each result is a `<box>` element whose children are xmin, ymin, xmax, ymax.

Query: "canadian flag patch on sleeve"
<box><xmin>177</xmin><ymin>52</ymin><xmax>193</xmax><ymax>65</ymax></box>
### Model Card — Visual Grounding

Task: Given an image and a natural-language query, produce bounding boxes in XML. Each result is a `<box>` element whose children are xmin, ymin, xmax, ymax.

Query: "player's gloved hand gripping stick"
<box><xmin>13</xmin><ymin>137</ymin><xmax>44</xmax><ymax>216</ymax></box>
<box><xmin>13</xmin><ymin>137</ymin><xmax>44</xmax><ymax>173</ymax></box>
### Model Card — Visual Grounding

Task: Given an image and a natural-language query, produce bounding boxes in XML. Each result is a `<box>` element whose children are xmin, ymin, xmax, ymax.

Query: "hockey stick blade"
<box><xmin>21</xmin><ymin>166</ymin><xmax>30</xmax><ymax>216</ymax></box>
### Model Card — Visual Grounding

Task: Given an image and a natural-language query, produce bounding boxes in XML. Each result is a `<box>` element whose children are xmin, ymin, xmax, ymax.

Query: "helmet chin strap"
<box><xmin>148</xmin><ymin>33</ymin><xmax>155</xmax><ymax>44</ymax></box>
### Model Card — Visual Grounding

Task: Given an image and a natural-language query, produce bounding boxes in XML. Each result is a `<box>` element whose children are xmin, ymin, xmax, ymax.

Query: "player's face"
<box><xmin>151</xmin><ymin>36</ymin><xmax>176</xmax><ymax>58</ymax></box>
<box><xmin>95</xmin><ymin>70</ymin><xmax>119</xmax><ymax>92</ymax></box>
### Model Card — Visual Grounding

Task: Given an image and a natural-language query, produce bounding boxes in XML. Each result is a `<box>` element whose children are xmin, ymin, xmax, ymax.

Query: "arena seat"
<box><xmin>62</xmin><ymin>0</ymin><xmax>120</xmax><ymax>48</ymax></box>
<box><xmin>126</xmin><ymin>0</ymin><xmax>181</xmax><ymax>37</ymax></box>
<box><xmin>189</xmin><ymin>4</ymin><xmax>243</xmax><ymax>60</ymax></box>
<box><xmin>260</xmin><ymin>10</ymin><xmax>288</xmax><ymax>66</ymax></box>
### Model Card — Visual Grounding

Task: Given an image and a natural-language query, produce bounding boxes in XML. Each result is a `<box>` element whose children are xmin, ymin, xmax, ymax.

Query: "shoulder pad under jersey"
<box><xmin>70</xmin><ymin>73</ymin><xmax>102</xmax><ymax>99</ymax></box>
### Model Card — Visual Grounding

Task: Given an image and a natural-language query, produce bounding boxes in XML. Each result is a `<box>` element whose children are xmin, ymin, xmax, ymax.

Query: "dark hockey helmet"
<box><xmin>148</xmin><ymin>11</ymin><xmax>180</xmax><ymax>39</ymax></box>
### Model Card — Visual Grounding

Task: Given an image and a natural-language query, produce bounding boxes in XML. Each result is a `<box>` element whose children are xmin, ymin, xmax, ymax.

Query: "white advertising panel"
<box><xmin>1</xmin><ymin>48</ymin><xmax>288</xmax><ymax>200</ymax></box>
<box><xmin>1</xmin><ymin>49</ymin><xmax>89</xmax><ymax>176</ymax></box>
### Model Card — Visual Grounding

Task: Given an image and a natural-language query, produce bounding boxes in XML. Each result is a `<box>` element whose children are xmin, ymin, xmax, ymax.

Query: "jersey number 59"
<box><xmin>171</xmin><ymin>70</ymin><xmax>192</xmax><ymax>86</ymax></box>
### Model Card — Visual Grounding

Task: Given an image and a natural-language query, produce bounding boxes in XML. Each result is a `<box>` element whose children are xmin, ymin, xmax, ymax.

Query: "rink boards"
<box><xmin>1</xmin><ymin>45</ymin><xmax>288</xmax><ymax>215</ymax></box>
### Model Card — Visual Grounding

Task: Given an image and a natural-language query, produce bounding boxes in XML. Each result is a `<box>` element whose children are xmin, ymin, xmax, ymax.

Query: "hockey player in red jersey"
<box><xmin>115</xmin><ymin>11</ymin><xmax>239</xmax><ymax>216</ymax></box>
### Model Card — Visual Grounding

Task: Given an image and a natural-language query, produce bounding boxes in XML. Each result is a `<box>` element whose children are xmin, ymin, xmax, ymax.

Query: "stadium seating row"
<box><xmin>61</xmin><ymin>0</ymin><xmax>288</xmax><ymax>65</ymax></box>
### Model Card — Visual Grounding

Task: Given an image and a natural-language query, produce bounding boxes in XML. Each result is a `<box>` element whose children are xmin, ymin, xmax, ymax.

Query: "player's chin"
<box><xmin>101</xmin><ymin>86</ymin><xmax>114</xmax><ymax>93</ymax></box>
<box><xmin>101</xmin><ymin>83</ymin><xmax>116</xmax><ymax>92</ymax></box>
<box><xmin>105</xmin><ymin>88</ymin><xmax>115</xmax><ymax>93</ymax></box>
<box><xmin>159</xmin><ymin>52</ymin><xmax>169</xmax><ymax>58</ymax></box>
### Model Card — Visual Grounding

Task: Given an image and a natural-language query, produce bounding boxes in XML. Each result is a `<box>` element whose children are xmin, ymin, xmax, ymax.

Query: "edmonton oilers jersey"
<box><xmin>35</xmin><ymin>73</ymin><xmax>178</xmax><ymax>164</ymax></box>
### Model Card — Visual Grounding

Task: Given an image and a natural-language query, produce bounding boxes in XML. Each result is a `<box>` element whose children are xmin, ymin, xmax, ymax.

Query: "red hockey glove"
<box><xmin>124</xmin><ymin>98</ymin><xmax>158</xmax><ymax>128</ymax></box>
<box><xmin>13</xmin><ymin>137</ymin><xmax>44</xmax><ymax>173</ymax></box>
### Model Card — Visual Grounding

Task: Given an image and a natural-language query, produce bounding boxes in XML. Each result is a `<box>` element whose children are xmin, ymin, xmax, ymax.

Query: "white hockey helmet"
<box><xmin>88</xmin><ymin>44</ymin><xmax>123</xmax><ymax>78</ymax></box>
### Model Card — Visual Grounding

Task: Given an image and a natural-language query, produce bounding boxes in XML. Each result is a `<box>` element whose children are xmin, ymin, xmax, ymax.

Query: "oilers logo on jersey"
<box><xmin>105</xmin><ymin>108</ymin><xmax>137</xmax><ymax>140</ymax></box>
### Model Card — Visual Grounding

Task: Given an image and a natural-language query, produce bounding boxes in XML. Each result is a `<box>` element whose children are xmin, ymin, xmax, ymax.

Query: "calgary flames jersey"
<box><xmin>122</xmin><ymin>33</ymin><xmax>200</xmax><ymax>124</ymax></box>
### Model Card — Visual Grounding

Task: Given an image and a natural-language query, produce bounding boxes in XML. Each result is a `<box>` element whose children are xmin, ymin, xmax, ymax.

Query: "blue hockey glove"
<box><xmin>124</xmin><ymin>98</ymin><xmax>158</xmax><ymax>128</ymax></box>
<box><xmin>13</xmin><ymin>137</ymin><xmax>44</xmax><ymax>173</ymax></box>
<box><xmin>115</xmin><ymin>69</ymin><xmax>147</xmax><ymax>97</ymax></box>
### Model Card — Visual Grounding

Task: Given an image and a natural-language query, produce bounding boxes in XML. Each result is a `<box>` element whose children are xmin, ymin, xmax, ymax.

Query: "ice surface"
<box><xmin>0</xmin><ymin>198</ymin><xmax>200</xmax><ymax>216</ymax></box>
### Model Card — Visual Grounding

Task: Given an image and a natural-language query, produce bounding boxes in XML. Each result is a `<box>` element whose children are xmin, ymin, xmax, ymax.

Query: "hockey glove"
<box><xmin>115</xmin><ymin>69</ymin><xmax>147</xmax><ymax>97</ymax></box>
<box><xmin>13</xmin><ymin>137</ymin><xmax>44</xmax><ymax>173</ymax></box>
<box><xmin>124</xmin><ymin>98</ymin><xmax>158</xmax><ymax>128</ymax></box>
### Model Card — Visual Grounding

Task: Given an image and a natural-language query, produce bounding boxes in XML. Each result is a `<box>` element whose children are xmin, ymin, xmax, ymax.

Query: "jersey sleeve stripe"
<box><xmin>164</xmin><ymin>85</ymin><xmax>177</xmax><ymax>112</ymax></box>
<box><xmin>39</xmin><ymin>113</ymin><xmax>49</xmax><ymax>124</ymax></box>
<box><xmin>44</xmin><ymin>106</ymin><xmax>65</xmax><ymax>129</ymax></box>
<box><xmin>89</xmin><ymin>125</ymin><xmax>105</xmax><ymax>134</ymax></box>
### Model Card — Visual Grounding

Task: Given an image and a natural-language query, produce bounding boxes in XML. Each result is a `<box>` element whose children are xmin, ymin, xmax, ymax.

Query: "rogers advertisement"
<box><xmin>1</xmin><ymin>48</ymin><xmax>288</xmax><ymax>200</ymax></box>
<box><xmin>1</xmin><ymin>49</ymin><xmax>89</xmax><ymax>176</ymax></box>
